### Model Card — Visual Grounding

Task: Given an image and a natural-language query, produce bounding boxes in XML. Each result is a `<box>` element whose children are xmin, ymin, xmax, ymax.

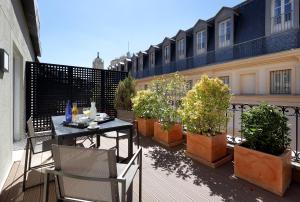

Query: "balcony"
<box><xmin>132</xmin><ymin>27</ymin><xmax>300</xmax><ymax>79</ymax></box>
<box><xmin>1</xmin><ymin>62</ymin><xmax>300</xmax><ymax>202</ymax></box>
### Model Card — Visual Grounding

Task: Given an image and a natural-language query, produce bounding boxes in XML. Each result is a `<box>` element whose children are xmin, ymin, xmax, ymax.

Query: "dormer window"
<box><xmin>139</xmin><ymin>58</ymin><xmax>143</xmax><ymax>70</ymax></box>
<box><xmin>196</xmin><ymin>30</ymin><xmax>206</xmax><ymax>53</ymax></box>
<box><xmin>177</xmin><ymin>38</ymin><xmax>185</xmax><ymax>58</ymax></box>
<box><xmin>150</xmin><ymin>52</ymin><xmax>155</xmax><ymax>67</ymax></box>
<box><xmin>272</xmin><ymin>0</ymin><xmax>294</xmax><ymax>33</ymax></box>
<box><xmin>164</xmin><ymin>45</ymin><xmax>170</xmax><ymax>63</ymax></box>
<box><xmin>218</xmin><ymin>19</ymin><xmax>231</xmax><ymax>48</ymax></box>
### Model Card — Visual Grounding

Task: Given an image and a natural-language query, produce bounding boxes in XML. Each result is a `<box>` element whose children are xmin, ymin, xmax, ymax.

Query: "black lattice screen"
<box><xmin>26</xmin><ymin>62</ymin><xmax>127</xmax><ymax>131</ymax></box>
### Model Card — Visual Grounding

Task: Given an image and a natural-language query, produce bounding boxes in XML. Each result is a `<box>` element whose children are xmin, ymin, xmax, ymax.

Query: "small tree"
<box><xmin>114</xmin><ymin>76</ymin><xmax>136</xmax><ymax>111</ymax></box>
<box><xmin>150</xmin><ymin>73</ymin><xmax>187</xmax><ymax>130</ymax></box>
<box><xmin>179</xmin><ymin>75</ymin><xmax>231</xmax><ymax>136</ymax></box>
<box><xmin>131</xmin><ymin>90</ymin><xmax>158</xmax><ymax>119</ymax></box>
<box><xmin>241</xmin><ymin>103</ymin><xmax>291</xmax><ymax>156</ymax></box>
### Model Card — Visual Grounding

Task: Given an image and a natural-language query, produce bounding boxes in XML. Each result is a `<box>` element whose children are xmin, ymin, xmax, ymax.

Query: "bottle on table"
<box><xmin>90</xmin><ymin>102</ymin><xmax>97</xmax><ymax>120</ymax></box>
<box><xmin>72</xmin><ymin>102</ymin><xmax>79</xmax><ymax>122</ymax></box>
<box><xmin>65</xmin><ymin>100</ymin><xmax>72</xmax><ymax>123</ymax></box>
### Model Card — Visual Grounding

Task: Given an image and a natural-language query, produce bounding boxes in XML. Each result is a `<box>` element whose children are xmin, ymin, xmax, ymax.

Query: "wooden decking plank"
<box><xmin>0</xmin><ymin>161</ymin><xmax>20</xmax><ymax>202</ymax></box>
<box><xmin>2</xmin><ymin>135</ymin><xmax>300</xmax><ymax>202</ymax></box>
<box><xmin>22</xmin><ymin>152</ymin><xmax>43</xmax><ymax>202</ymax></box>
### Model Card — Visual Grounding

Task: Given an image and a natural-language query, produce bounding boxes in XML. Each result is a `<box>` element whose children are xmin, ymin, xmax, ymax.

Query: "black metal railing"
<box><xmin>228</xmin><ymin>103</ymin><xmax>300</xmax><ymax>163</ymax></box>
<box><xmin>131</xmin><ymin>27</ymin><xmax>300</xmax><ymax>79</ymax></box>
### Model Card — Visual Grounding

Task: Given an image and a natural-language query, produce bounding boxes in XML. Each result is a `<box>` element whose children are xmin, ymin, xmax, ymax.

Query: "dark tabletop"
<box><xmin>51</xmin><ymin>115</ymin><xmax>133</xmax><ymax>138</ymax></box>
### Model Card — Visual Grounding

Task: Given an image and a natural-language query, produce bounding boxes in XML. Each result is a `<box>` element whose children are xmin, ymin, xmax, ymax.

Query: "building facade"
<box><xmin>0</xmin><ymin>0</ymin><xmax>41</xmax><ymax>190</ymax></box>
<box><xmin>108</xmin><ymin>51</ymin><xmax>131</xmax><ymax>71</ymax></box>
<box><xmin>119</xmin><ymin>0</ymin><xmax>300</xmax><ymax>107</ymax></box>
<box><xmin>92</xmin><ymin>52</ymin><xmax>104</xmax><ymax>69</ymax></box>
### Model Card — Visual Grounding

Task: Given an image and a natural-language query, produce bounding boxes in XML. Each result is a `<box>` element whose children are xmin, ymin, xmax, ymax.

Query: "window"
<box><xmin>164</xmin><ymin>45</ymin><xmax>170</xmax><ymax>63</ymax></box>
<box><xmin>139</xmin><ymin>58</ymin><xmax>143</xmax><ymax>70</ymax></box>
<box><xmin>177</xmin><ymin>38</ymin><xmax>185</xmax><ymax>57</ymax></box>
<box><xmin>196</xmin><ymin>30</ymin><xmax>206</xmax><ymax>53</ymax></box>
<box><xmin>150</xmin><ymin>52</ymin><xmax>155</xmax><ymax>67</ymax></box>
<box><xmin>218</xmin><ymin>19</ymin><xmax>231</xmax><ymax>48</ymax></box>
<box><xmin>133</xmin><ymin>59</ymin><xmax>137</xmax><ymax>72</ymax></box>
<box><xmin>270</xmin><ymin>69</ymin><xmax>291</xmax><ymax>94</ymax></box>
<box><xmin>219</xmin><ymin>76</ymin><xmax>230</xmax><ymax>86</ymax></box>
<box><xmin>272</xmin><ymin>0</ymin><xmax>294</xmax><ymax>33</ymax></box>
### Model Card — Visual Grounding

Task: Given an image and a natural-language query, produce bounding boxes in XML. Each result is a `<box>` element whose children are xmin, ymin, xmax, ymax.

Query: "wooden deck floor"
<box><xmin>1</xmin><ymin>135</ymin><xmax>300</xmax><ymax>202</ymax></box>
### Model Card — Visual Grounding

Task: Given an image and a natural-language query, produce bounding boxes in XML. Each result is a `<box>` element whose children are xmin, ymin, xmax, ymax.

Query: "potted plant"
<box><xmin>234</xmin><ymin>103</ymin><xmax>291</xmax><ymax>196</ymax></box>
<box><xmin>151</xmin><ymin>73</ymin><xmax>186</xmax><ymax>147</ymax></box>
<box><xmin>179</xmin><ymin>75</ymin><xmax>231</xmax><ymax>167</ymax></box>
<box><xmin>114</xmin><ymin>76</ymin><xmax>136</xmax><ymax>121</ymax></box>
<box><xmin>132</xmin><ymin>90</ymin><xmax>157</xmax><ymax>136</ymax></box>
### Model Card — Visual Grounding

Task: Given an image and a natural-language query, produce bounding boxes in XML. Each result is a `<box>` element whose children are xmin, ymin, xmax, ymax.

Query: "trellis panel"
<box><xmin>26</xmin><ymin>62</ymin><xmax>127</xmax><ymax>131</ymax></box>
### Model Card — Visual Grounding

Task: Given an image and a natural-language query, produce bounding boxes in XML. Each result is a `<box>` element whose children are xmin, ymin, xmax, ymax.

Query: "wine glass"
<box><xmin>83</xmin><ymin>107</ymin><xmax>90</xmax><ymax>118</ymax></box>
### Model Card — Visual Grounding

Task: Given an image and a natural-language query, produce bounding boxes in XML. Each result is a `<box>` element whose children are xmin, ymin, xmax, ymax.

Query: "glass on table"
<box><xmin>82</xmin><ymin>107</ymin><xmax>91</xmax><ymax>118</ymax></box>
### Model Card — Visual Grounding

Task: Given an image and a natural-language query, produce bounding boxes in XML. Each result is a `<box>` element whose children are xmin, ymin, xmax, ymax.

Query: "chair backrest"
<box><xmin>27</xmin><ymin>117</ymin><xmax>37</xmax><ymax>148</ymax></box>
<box><xmin>52</xmin><ymin>145</ymin><xmax>119</xmax><ymax>202</ymax></box>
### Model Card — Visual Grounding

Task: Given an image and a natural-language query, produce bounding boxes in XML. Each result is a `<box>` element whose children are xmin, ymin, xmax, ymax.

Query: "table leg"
<box><xmin>128</xmin><ymin>126</ymin><xmax>133</xmax><ymax>159</ymax></box>
<box><xmin>96</xmin><ymin>134</ymin><xmax>100</xmax><ymax>148</ymax></box>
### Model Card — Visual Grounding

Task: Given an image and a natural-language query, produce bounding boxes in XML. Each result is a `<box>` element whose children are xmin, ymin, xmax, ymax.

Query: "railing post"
<box><xmin>240</xmin><ymin>104</ymin><xmax>244</xmax><ymax>143</ymax></box>
<box><xmin>232</xmin><ymin>104</ymin><xmax>236</xmax><ymax>143</ymax></box>
<box><xmin>295</xmin><ymin>107</ymin><xmax>299</xmax><ymax>162</ymax></box>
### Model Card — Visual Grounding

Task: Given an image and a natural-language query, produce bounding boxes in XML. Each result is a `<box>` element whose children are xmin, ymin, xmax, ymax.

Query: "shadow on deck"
<box><xmin>1</xmin><ymin>136</ymin><xmax>300</xmax><ymax>202</ymax></box>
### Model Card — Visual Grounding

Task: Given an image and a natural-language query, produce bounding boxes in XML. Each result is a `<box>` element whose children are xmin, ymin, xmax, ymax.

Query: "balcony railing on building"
<box><xmin>131</xmin><ymin>27</ymin><xmax>300</xmax><ymax>79</ymax></box>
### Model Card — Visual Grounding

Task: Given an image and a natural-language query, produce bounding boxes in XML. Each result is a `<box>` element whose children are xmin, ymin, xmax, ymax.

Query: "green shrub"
<box><xmin>131</xmin><ymin>90</ymin><xmax>158</xmax><ymax>119</ymax></box>
<box><xmin>150</xmin><ymin>73</ymin><xmax>187</xmax><ymax>130</ymax></box>
<box><xmin>241</xmin><ymin>103</ymin><xmax>291</xmax><ymax>156</ymax></box>
<box><xmin>114</xmin><ymin>76</ymin><xmax>136</xmax><ymax>111</ymax></box>
<box><xmin>179</xmin><ymin>75</ymin><xmax>231</xmax><ymax>136</ymax></box>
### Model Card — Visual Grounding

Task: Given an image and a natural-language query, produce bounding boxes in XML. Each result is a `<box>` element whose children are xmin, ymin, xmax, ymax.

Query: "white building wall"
<box><xmin>0</xmin><ymin>0</ymin><xmax>36</xmax><ymax>190</ymax></box>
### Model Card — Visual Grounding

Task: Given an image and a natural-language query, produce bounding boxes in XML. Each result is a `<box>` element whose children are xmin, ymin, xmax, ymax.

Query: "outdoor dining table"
<box><xmin>51</xmin><ymin>115</ymin><xmax>134</xmax><ymax>160</ymax></box>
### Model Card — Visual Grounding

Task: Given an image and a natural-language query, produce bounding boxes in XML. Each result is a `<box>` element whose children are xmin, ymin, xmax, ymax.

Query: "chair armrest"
<box><xmin>45</xmin><ymin>169</ymin><xmax>125</xmax><ymax>183</ymax></box>
<box><xmin>119</xmin><ymin>148</ymin><xmax>142</xmax><ymax>179</ymax></box>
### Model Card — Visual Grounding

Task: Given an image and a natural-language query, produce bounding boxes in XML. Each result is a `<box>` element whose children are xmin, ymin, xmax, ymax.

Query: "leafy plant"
<box><xmin>241</xmin><ymin>103</ymin><xmax>291</xmax><ymax>156</ymax></box>
<box><xmin>150</xmin><ymin>73</ymin><xmax>187</xmax><ymax>130</ymax></box>
<box><xmin>179</xmin><ymin>75</ymin><xmax>231</xmax><ymax>136</ymax></box>
<box><xmin>131</xmin><ymin>89</ymin><xmax>158</xmax><ymax>119</ymax></box>
<box><xmin>114</xmin><ymin>76</ymin><xmax>136</xmax><ymax>111</ymax></box>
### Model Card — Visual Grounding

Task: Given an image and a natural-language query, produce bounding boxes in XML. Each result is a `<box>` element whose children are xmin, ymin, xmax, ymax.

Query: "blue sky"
<box><xmin>38</xmin><ymin>0</ymin><xmax>243</xmax><ymax>68</ymax></box>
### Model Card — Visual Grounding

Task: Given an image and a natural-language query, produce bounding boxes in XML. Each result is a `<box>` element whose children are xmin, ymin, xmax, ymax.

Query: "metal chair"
<box><xmin>43</xmin><ymin>145</ymin><xmax>142</xmax><ymax>202</ymax></box>
<box><xmin>23</xmin><ymin>117</ymin><xmax>56</xmax><ymax>191</ymax></box>
<box><xmin>103</xmin><ymin>111</ymin><xmax>140</xmax><ymax>162</ymax></box>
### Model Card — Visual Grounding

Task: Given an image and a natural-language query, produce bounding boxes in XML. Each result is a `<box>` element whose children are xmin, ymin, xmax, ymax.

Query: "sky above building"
<box><xmin>38</xmin><ymin>0</ymin><xmax>243</xmax><ymax>68</ymax></box>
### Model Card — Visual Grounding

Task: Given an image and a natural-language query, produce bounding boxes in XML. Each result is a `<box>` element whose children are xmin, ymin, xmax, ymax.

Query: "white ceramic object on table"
<box><xmin>88</xmin><ymin>121</ymin><xmax>97</xmax><ymax>129</ymax></box>
<box><xmin>89</xmin><ymin>102</ymin><xmax>97</xmax><ymax>120</ymax></box>
<box><xmin>78</xmin><ymin>116</ymin><xmax>89</xmax><ymax>123</ymax></box>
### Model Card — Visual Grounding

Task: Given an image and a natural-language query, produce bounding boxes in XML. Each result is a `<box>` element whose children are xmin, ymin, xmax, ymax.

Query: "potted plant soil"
<box><xmin>179</xmin><ymin>75</ymin><xmax>232</xmax><ymax>167</ymax></box>
<box><xmin>132</xmin><ymin>90</ymin><xmax>157</xmax><ymax>136</ymax></box>
<box><xmin>151</xmin><ymin>73</ymin><xmax>187</xmax><ymax>147</ymax></box>
<box><xmin>234</xmin><ymin>103</ymin><xmax>291</xmax><ymax>196</ymax></box>
<box><xmin>114</xmin><ymin>76</ymin><xmax>136</xmax><ymax>122</ymax></box>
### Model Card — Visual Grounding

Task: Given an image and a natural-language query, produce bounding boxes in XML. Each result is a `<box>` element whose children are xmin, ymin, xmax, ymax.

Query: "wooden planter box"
<box><xmin>234</xmin><ymin>145</ymin><xmax>292</xmax><ymax>196</ymax></box>
<box><xmin>137</xmin><ymin>118</ymin><xmax>155</xmax><ymax>137</ymax></box>
<box><xmin>185</xmin><ymin>133</ymin><xmax>232</xmax><ymax>168</ymax></box>
<box><xmin>153</xmin><ymin>122</ymin><xmax>183</xmax><ymax>147</ymax></box>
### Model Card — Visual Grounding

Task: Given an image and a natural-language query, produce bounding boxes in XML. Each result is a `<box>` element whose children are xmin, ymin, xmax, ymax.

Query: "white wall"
<box><xmin>0</xmin><ymin>0</ymin><xmax>36</xmax><ymax>190</ymax></box>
